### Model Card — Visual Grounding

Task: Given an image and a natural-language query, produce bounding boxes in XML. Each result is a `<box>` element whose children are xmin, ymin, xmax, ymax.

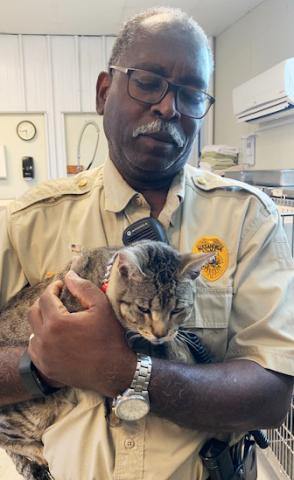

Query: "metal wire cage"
<box><xmin>266</xmin><ymin>198</ymin><xmax>294</xmax><ymax>480</ymax></box>
<box><xmin>273</xmin><ymin>197</ymin><xmax>294</xmax><ymax>256</ymax></box>
<box><xmin>266</xmin><ymin>396</ymin><xmax>294</xmax><ymax>479</ymax></box>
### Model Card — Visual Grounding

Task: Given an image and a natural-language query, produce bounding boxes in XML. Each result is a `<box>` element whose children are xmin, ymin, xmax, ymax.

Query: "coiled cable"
<box><xmin>77</xmin><ymin>121</ymin><xmax>100</xmax><ymax>170</ymax></box>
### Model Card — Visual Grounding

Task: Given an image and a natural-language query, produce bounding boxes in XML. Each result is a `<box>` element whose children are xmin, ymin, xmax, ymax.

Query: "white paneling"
<box><xmin>0</xmin><ymin>33</ymin><xmax>115</xmax><ymax>185</ymax></box>
<box><xmin>22</xmin><ymin>35</ymin><xmax>49</xmax><ymax>111</ymax></box>
<box><xmin>50</xmin><ymin>36</ymin><xmax>80</xmax><ymax>176</ymax></box>
<box><xmin>80</xmin><ymin>36</ymin><xmax>107</xmax><ymax>112</ymax></box>
<box><xmin>105</xmin><ymin>37</ymin><xmax>116</xmax><ymax>66</ymax></box>
<box><xmin>44</xmin><ymin>37</ymin><xmax>58</xmax><ymax>178</ymax></box>
<box><xmin>51</xmin><ymin>36</ymin><xmax>80</xmax><ymax>112</ymax></box>
<box><xmin>0</xmin><ymin>35</ymin><xmax>24</xmax><ymax>111</ymax></box>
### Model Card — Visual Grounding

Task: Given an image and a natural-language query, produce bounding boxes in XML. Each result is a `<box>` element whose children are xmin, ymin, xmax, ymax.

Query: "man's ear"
<box><xmin>96</xmin><ymin>71</ymin><xmax>112</xmax><ymax>115</ymax></box>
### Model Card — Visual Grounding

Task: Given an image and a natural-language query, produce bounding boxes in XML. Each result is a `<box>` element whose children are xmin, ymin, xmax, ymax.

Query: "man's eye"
<box><xmin>133</xmin><ymin>77</ymin><xmax>162</xmax><ymax>91</ymax></box>
<box><xmin>180</xmin><ymin>88</ymin><xmax>204</xmax><ymax>104</ymax></box>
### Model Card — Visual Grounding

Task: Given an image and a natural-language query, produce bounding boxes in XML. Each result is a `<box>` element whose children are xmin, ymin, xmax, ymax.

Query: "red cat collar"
<box><xmin>100</xmin><ymin>281</ymin><xmax>109</xmax><ymax>293</ymax></box>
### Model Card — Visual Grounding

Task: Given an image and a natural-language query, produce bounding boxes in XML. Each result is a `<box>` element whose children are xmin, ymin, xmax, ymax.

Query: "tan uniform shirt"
<box><xmin>1</xmin><ymin>158</ymin><xmax>294</xmax><ymax>479</ymax></box>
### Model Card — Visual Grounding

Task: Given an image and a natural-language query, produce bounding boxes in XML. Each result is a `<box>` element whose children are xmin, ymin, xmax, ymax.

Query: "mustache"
<box><xmin>132</xmin><ymin>119</ymin><xmax>185</xmax><ymax>148</ymax></box>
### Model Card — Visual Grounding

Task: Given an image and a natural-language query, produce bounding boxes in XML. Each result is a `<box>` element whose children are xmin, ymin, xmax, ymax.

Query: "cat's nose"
<box><xmin>152</xmin><ymin>324</ymin><xmax>168</xmax><ymax>338</ymax></box>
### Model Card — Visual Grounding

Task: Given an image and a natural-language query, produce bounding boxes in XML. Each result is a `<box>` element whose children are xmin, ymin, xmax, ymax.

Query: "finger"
<box><xmin>27</xmin><ymin>298</ymin><xmax>44</xmax><ymax>335</ymax></box>
<box><xmin>27</xmin><ymin>335</ymin><xmax>37</xmax><ymax>360</ymax></box>
<box><xmin>38</xmin><ymin>279</ymin><xmax>69</xmax><ymax>315</ymax></box>
<box><xmin>64</xmin><ymin>270</ymin><xmax>104</xmax><ymax>309</ymax></box>
<box><xmin>47</xmin><ymin>279</ymin><xmax>64</xmax><ymax>297</ymax></box>
<box><xmin>27</xmin><ymin>335</ymin><xmax>53</xmax><ymax>384</ymax></box>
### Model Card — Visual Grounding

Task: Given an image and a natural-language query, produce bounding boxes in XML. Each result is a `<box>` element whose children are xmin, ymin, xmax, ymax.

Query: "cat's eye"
<box><xmin>137</xmin><ymin>305</ymin><xmax>151</xmax><ymax>314</ymax></box>
<box><xmin>171</xmin><ymin>307</ymin><xmax>185</xmax><ymax>315</ymax></box>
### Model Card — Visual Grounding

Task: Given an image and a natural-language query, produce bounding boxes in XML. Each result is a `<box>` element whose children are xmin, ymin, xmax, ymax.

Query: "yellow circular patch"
<box><xmin>192</xmin><ymin>236</ymin><xmax>229</xmax><ymax>282</ymax></box>
<box><xmin>45</xmin><ymin>271</ymin><xmax>56</xmax><ymax>279</ymax></box>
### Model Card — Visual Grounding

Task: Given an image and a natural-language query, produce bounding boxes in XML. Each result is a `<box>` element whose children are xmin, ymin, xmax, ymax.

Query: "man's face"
<box><xmin>98</xmin><ymin>25</ymin><xmax>211</xmax><ymax>190</ymax></box>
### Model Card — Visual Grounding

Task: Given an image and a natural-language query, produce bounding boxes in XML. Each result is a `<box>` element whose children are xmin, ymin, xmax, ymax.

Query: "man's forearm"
<box><xmin>149</xmin><ymin>358</ymin><xmax>293</xmax><ymax>432</ymax></box>
<box><xmin>0</xmin><ymin>347</ymin><xmax>32</xmax><ymax>406</ymax></box>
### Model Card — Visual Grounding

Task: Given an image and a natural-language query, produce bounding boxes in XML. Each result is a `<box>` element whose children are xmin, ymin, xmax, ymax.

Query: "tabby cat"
<box><xmin>0</xmin><ymin>240</ymin><xmax>212</xmax><ymax>480</ymax></box>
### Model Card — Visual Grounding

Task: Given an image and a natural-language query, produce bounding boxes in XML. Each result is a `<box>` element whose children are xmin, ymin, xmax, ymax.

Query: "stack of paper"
<box><xmin>200</xmin><ymin>145</ymin><xmax>239</xmax><ymax>173</ymax></box>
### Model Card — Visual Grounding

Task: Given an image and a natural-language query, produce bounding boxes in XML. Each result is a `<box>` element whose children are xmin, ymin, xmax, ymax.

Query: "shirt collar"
<box><xmin>103</xmin><ymin>157</ymin><xmax>138</xmax><ymax>212</ymax></box>
<box><xmin>103</xmin><ymin>156</ymin><xmax>186</xmax><ymax>215</ymax></box>
<box><xmin>157</xmin><ymin>166</ymin><xmax>186</xmax><ymax>228</ymax></box>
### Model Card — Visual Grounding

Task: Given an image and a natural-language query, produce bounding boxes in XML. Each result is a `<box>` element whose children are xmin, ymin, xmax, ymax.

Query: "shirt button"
<box><xmin>134</xmin><ymin>195</ymin><xmax>143</xmax><ymax>207</ymax></box>
<box><xmin>196</xmin><ymin>177</ymin><xmax>208</xmax><ymax>186</ymax></box>
<box><xmin>124</xmin><ymin>438</ymin><xmax>135</xmax><ymax>449</ymax></box>
<box><xmin>108</xmin><ymin>412</ymin><xmax>121</xmax><ymax>427</ymax></box>
<box><xmin>78</xmin><ymin>179</ymin><xmax>88</xmax><ymax>188</ymax></box>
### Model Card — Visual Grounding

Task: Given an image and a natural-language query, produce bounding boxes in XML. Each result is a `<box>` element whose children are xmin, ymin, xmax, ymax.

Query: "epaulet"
<box><xmin>186</xmin><ymin>166</ymin><xmax>275</xmax><ymax>214</ymax></box>
<box><xmin>10</xmin><ymin>166</ymin><xmax>103</xmax><ymax>214</ymax></box>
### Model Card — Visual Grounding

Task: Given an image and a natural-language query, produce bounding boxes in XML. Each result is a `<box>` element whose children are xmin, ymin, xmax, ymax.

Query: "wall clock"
<box><xmin>16</xmin><ymin>120</ymin><xmax>37</xmax><ymax>141</ymax></box>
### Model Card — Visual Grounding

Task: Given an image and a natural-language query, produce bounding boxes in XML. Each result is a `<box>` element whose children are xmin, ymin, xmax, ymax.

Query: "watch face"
<box><xmin>115</xmin><ymin>395</ymin><xmax>150</xmax><ymax>421</ymax></box>
<box><xmin>16</xmin><ymin>120</ymin><xmax>37</xmax><ymax>141</ymax></box>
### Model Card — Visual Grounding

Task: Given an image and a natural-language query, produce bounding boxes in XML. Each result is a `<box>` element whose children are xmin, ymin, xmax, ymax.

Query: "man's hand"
<box><xmin>27</xmin><ymin>271</ymin><xmax>136</xmax><ymax>397</ymax></box>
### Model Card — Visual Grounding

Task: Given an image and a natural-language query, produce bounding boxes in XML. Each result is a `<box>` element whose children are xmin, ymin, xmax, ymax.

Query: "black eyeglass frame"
<box><xmin>109</xmin><ymin>65</ymin><xmax>215</xmax><ymax>119</ymax></box>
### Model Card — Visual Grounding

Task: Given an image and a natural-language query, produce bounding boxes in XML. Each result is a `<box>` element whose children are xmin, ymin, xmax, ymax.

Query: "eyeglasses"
<box><xmin>110</xmin><ymin>65</ymin><xmax>215</xmax><ymax>119</ymax></box>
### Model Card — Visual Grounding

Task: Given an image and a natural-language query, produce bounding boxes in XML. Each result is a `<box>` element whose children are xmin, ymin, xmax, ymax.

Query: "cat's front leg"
<box><xmin>0</xmin><ymin>434</ymin><xmax>46</xmax><ymax>464</ymax></box>
<box><xmin>9</xmin><ymin>452</ymin><xmax>53</xmax><ymax>480</ymax></box>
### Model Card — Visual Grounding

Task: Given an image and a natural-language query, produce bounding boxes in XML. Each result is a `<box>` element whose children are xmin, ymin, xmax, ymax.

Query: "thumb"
<box><xmin>64</xmin><ymin>270</ymin><xmax>104</xmax><ymax>309</ymax></box>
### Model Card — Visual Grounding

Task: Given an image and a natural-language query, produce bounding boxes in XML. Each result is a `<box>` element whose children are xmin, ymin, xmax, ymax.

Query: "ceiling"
<box><xmin>0</xmin><ymin>0</ymin><xmax>265</xmax><ymax>37</ymax></box>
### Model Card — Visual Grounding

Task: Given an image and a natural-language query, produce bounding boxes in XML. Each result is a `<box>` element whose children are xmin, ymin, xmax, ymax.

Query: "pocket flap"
<box><xmin>186</xmin><ymin>286</ymin><xmax>233</xmax><ymax>329</ymax></box>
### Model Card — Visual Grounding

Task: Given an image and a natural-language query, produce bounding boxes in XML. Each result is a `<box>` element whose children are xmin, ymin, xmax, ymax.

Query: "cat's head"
<box><xmin>106</xmin><ymin>241</ymin><xmax>213</xmax><ymax>344</ymax></box>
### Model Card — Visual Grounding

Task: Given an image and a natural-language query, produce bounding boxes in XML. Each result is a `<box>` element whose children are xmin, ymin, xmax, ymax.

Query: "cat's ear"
<box><xmin>69</xmin><ymin>252</ymin><xmax>89</xmax><ymax>275</ymax></box>
<box><xmin>116</xmin><ymin>251</ymin><xmax>144</xmax><ymax>280</ymax></box>
<box><xmin>179</xmin><ymin>253</ymin><xmax>215</xmax><ymax>280</ymax></box>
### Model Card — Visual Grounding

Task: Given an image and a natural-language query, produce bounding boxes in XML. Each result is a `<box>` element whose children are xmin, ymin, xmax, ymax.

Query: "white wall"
<box><xmin>0</xmin><ymin>34</ymin><xmax>115</xmax><ymax>200</ymax></box>
<box><xmin>214</xmin><ymin>0</ymin><xmax>294</xmax><ymax>170</ymax></box>
<box><xmin>0</xmin><ymin>113</ymin><xmax>47</xmax><ymax>203</ymax></box>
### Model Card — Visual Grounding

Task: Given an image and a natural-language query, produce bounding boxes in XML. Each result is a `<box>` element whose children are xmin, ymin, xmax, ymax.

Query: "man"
<box><xmin>0</xmin><ymin>7</ymin><xmax>293</xmax><ymax>480</ymax></box>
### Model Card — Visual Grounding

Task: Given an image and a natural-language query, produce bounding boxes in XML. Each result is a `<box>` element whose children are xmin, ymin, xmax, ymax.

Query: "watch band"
<box><xmin>111</xmin><ymin>353</ymin><xmax>152</xmax><ymax>420</ymax></box>
<box><xmin>130</xmin><ymin>353</ymin><xmax>152</xmax><ymax>395</ymax></box>
<box><xmin>19</xmin><ymin>349</ymin><xmax>60</xmax><ymax>398</ymax></box>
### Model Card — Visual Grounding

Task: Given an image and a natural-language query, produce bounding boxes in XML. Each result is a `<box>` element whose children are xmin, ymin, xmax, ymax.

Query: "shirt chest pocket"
<box><xmin>184</xmin><ymin>284</ymin><xmax>233</xmax><ymax>362</ymax></box>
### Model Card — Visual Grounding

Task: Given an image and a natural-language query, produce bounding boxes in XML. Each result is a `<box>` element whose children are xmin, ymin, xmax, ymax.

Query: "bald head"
<box><xmin>109</xmin><ymin>7</ymin><xmax>214</xmax><ymax>77</ymax></box>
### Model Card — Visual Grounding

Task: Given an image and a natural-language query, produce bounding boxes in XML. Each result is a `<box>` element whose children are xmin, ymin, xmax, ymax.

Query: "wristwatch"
<box><xmin>19</xmin><ymin>349</ymin><xmax>60</xmax><ymax>398</ymax></box>
<box><xmin>112</xmin><ymin>353</ymin><xmax>152</xmax><ymax>421</ymax></box>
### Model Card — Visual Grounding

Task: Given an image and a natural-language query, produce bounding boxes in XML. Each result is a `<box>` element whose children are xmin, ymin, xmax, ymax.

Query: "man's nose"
<box><xmin>150</xmin><ymin>90</ymin><xmax>181</xmax><ymax>120</ymax></box>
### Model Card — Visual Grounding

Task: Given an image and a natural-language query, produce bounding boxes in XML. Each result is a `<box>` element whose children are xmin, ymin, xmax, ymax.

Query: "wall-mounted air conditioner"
<box><xmin>232</xmin><ymin>58</ymin><xmax>294</xmax><ymax>124</ymax></box>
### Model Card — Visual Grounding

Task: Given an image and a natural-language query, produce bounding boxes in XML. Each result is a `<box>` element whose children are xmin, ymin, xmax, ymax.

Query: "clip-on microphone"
<box><xmin>122</xmin><ymin>217</ymin><xmax>169</xmax><ymax>245</ymax></box>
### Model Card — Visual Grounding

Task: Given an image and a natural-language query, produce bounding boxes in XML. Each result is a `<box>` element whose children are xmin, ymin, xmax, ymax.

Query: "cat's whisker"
<box><xmin>171</xmin><ymin>337</ymin><xmax>180</xmax><ymax>347</ymax></box>
<box><xmin>174</xmin><ymin>336</ymin><xmax>186</xmax><ymax>347</ymax></box>
<box><xmin>175</xmin><ymin>332</ymin><xmax>187</xmax><ymax>341</ymax></box>
<box><xmin>173</xmin><ymin>334</ymin><xmax>186</xmax><ymax>345</ymax></box>
<box><xmin>176</xmin><ymin>332</ymin><xmax>197</xmax><ymax>350</ymax></box>
<box><xmin>176</xmin><ymin>329</ymin><xmax>194</xmax><ymax>339</ymax></box>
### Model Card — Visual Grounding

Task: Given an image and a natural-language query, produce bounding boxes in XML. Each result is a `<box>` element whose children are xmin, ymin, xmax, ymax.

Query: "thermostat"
<box><xmin>22</xmin><ymin>156</ymin><xmax>34</xmax><ymax>179</ymax></box>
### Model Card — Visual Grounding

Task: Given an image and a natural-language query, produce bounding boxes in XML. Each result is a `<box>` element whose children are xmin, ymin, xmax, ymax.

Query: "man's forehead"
<box><xmin>121</xmin><ymin>27</ymin><xmax>209</xmax><ymax>87</ymax></box>
<box><xmin>134</xmin><ymin>20</ymin><xmax>200</xmax><ymax>44</ymax></box>
<box><xmin>123</xmin><ymin>25</ymin><xmax>203</xmax><ymax>63</ymax></box>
